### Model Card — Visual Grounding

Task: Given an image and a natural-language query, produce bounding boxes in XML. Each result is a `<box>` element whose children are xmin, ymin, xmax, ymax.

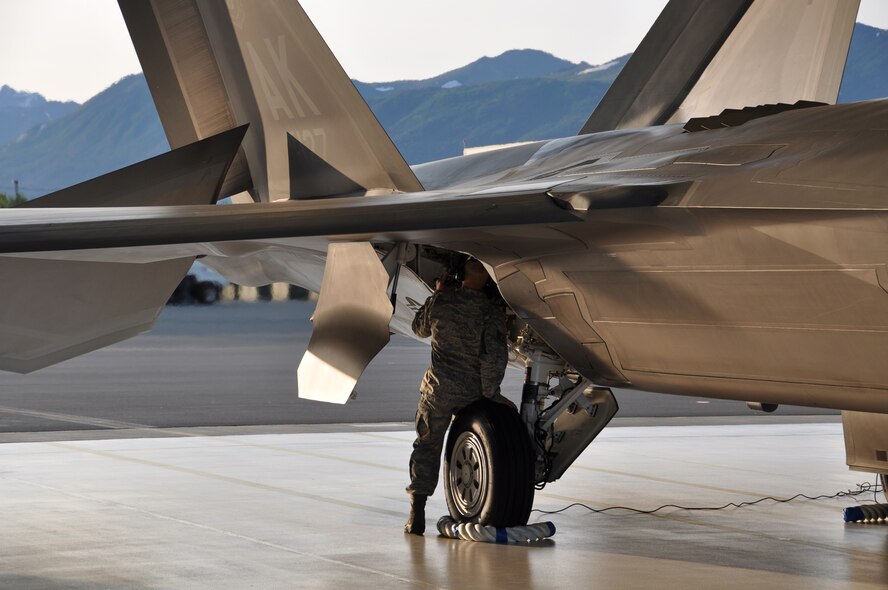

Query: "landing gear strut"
<box><xmin>517</xmin><ymin>342</ymin><xmax>619</xmax><ymax>486</ymax></box>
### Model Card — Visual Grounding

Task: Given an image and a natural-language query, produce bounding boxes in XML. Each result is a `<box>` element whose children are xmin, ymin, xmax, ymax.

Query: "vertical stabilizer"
<box><xmin>120</xmin><ymin>0</ymin><xmax>422</xmax><ymax>202</ymax></box>
<box><xmin>581</xmin><ymin>0</ymin><xmax>859</xmax><ymax>133</ymax></box>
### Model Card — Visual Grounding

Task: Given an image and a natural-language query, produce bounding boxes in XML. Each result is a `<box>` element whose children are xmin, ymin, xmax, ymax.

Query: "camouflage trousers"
<box><xmin>406</xmin><ymin>393</ymin><xmax>479</xmax><ymax>497</ymax></box>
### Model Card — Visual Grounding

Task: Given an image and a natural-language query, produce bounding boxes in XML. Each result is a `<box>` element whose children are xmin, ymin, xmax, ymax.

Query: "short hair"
<box><xmin>464</xmin><ymin>259</ymin><xmax>486</xmax><ymax>278</ymax></box>
<box><xmin>462</xmin><ymin>259</ymin><xmax>489</xmax><ymax>288</ymax></box>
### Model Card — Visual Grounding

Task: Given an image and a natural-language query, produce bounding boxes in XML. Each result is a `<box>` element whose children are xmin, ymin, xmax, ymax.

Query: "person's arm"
<box><xmin>412</xmin><ymin>293</ymin><xmax>437</xmax><ymax>338</ymax></box>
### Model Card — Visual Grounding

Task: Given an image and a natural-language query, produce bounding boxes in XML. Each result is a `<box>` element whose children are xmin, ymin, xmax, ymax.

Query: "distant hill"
<box><xmin>0</xmin><ymin>22</ymin><xmax>885</xmax><ymax>197</ymax></box>
<box><xmin>0</xmin><ymin>75</ymin><xmax>167</xmax><ymax>197</ymax></box>
<box><xmin>354</xmin><ymin>49</ymin><xmax>584</xmax><ymax>95</ymax></box>
<box><xmin>366</xmin><ymin>76</ymin><xmax>612</xmax><ymax>163</ymax></box>
<box><xmin>0</xmin><ymin>85</ymin><xmax>78</xmax><ymax>147</ymax></box>
<box><xmin>357</xmin><ymin>50</ymin><xmax>628</xmax><ymax>162</ymax></box>
<box><xmin>838</xmin><ymin>23</ymin><xmax>888</xmax><ymax>103</ymax></box>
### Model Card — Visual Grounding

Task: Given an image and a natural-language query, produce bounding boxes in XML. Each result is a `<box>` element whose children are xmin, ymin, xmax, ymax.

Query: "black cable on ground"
<box><xmin>532</xmin><ymin>479</ymin><xmax>883</xmax><ymax>516</ymax></box>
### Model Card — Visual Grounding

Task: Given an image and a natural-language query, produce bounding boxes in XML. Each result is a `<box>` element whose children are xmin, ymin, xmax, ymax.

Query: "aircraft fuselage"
<box><xmin>411</xmin><ymin>99</ymin><xmax>888</xmax><ymax>412</ymax></box>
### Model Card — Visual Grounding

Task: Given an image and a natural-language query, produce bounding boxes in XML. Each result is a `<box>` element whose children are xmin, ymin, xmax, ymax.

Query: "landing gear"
<box><xmin>444</xmin><ymin>400</ymin><xmax>535</xmax><ymax>527</ymax></box>
<box><xmin>441</xmin><ymin>332</ymin><xmax>619</xmax><ymax>527</ymax></box>
<box><xmin>515</xmin><ymin>337</ymin><xmax>619</xmax><ymax>486</ymax></box>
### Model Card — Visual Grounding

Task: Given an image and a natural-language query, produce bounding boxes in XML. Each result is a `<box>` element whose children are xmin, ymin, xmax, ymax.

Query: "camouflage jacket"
<box><xmin>412</xmin><ymin>288</ymin><xmax>508</xmax><ymax>403</ymax></box>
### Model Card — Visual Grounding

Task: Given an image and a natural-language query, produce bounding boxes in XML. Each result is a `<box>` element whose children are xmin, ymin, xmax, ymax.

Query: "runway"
<box><xmin>0</xmin><ymin>301</ymin><xmax>835</xmax><ymax>439</ymax></box>
<box><xmin>3</xmin><ymin>422</ymin><xmax>886</xmax><ymax>589</ymax></box>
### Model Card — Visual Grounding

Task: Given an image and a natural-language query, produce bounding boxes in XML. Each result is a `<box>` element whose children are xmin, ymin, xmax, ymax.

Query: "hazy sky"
<box><xmin>1</xmin><ymin>0</ymin><xmax>886</xmax><ymax>103</ymax></box>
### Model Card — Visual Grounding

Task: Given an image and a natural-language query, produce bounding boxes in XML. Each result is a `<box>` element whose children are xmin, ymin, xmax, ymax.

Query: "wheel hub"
<box><xmin>449</xmin><ymin>431</ymin><xmax>488</xmax><ymax>517</ymax></box>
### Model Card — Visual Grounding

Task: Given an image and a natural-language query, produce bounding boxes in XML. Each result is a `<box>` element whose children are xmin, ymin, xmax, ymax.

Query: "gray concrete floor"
<box><xmin>2</xmin><ymin>421</ymin><xmax>887</xmax><ymax>589</ymax></box>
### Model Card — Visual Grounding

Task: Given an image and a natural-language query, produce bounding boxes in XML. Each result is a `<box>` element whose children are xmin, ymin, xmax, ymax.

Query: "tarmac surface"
<box><xmin>0</xmin><ymin>301</ymin><xmax>836</xmax><ymax>439</ymax></box>
<box><xmin>3</xmin><ymin>422</ymin><xmax>886</xmax><ymax>589</ymax></box>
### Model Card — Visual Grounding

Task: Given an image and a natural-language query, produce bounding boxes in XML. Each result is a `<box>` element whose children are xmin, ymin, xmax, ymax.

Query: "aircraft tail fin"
<box><xmin>581</xmin><ymin>0</ymin><xmax>860</xmax><ymax>133</ymax></box>
<box><xmin>119</xmin><ymin>0</ymin><xmax>422</xmax><ymax>202</ymax></box>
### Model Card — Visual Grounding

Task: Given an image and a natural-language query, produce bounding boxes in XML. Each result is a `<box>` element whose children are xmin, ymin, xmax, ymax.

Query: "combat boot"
<box><xmin>404</xmin><ymin>494</ymin><xmax>427</xmax><ymax>535</ymax></box>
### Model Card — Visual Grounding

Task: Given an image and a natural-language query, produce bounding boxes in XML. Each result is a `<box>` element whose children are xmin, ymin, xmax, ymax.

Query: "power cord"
<box><xmin>532</xmin><ymin>478</ymin><xmax>883</xmax><ymax>516</ymax></box>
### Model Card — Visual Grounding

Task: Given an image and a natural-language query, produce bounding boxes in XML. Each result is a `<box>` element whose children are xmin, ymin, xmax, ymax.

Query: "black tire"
<box><xmin>444</xmin><ymin>399</ymin><xmax>535</xmax><ymax>527</ymax></box>
<box><xmin>193</xmin><ymin>282</ymin><xmax>220</xmax><ymax>305</ymax></box>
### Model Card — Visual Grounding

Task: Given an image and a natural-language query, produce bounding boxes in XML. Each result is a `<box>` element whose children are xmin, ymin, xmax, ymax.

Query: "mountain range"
<box><xmin>0</xmin><ymin>23</ymin><xmax>885</xmax><ymax>198</ymax></box>
<box><xmin>0</xmin><ymin>86</ymin><xmax>78</xmax><ymax>148</ymax></box>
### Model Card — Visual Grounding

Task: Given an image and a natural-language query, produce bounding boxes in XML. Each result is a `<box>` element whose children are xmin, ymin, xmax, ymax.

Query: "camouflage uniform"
<box><xmin>406</xmin><ymin>288</ymin><xmax>508</xmax><ymax>497</ymax></box>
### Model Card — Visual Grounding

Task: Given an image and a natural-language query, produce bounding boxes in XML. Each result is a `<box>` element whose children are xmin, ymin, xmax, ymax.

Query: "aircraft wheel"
<box><xmin>194</xmin><ymin>282</ymin><xmax>220</xmax><ymax>305</ymax></box>
<box><xmin>444</xmin><ymin>399</ymin><xmax>534</xmax><ymax>527</ymax></box>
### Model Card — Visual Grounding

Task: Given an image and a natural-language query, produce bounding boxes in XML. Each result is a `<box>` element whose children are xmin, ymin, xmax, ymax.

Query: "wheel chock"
<box><xmin>436</xmin><ymin>516</ymin><xmax>555</xmax><ymax>544</ymax></box>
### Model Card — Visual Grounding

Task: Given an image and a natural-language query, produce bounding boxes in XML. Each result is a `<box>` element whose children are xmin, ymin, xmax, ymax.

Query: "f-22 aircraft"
<box><xmin>0</xmin><ymin>0</ymin><xmax>886</xmax><ymax>526</ymax></box>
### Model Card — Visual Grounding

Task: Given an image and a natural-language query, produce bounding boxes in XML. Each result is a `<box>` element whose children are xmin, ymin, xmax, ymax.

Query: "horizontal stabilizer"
<box><xmin>21</xmin><ymin>125</ymin><xmax>248</xmax><ymax>208</ymax></box>
<box><xmin>0</xmin><ymin>128</ymin><xmax>244</xmax><ymax>373</ymax></box>
<box><xmin>0</xmin><ymin>257</ymin><xmax>192</xmax><ymax>373</ymax></box>
<box><xmin>297</xmin><ymin>242</ymin><xmax>392</xmax><ymax>403</ymax></box>
<box><xmin>288</xmin><ymin>133</ymin><xmax>365</xmax><ymax>199</ymax></box>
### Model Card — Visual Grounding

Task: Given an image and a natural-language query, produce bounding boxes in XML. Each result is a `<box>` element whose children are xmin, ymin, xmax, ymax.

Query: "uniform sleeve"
<box><xmin>412</xmin><ymin>294</ymin><xmax>436</xmax><ymax>338</ymax></box>
<box><xmin>480</xmin><ymin>304</ymin><xmax>509</xmax><ymax>398</ymax></box>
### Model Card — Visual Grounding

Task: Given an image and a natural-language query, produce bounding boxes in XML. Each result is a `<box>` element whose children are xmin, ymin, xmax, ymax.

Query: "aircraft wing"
<box><xmin>0</xmin><ymin>126</ymin><xmax>579</xmax><ymax>378</ymax></box>
<box><xmin>0</xmin><ymin>190</ymin><xmax>576</xmax><ymax>255</ymax></box>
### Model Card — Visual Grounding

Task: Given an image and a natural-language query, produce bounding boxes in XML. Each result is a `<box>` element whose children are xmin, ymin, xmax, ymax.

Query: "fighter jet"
<box><xmin>1</xmin><ymin>0</ymin><xmax>886</xmax><ymax>526</ymax></box>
